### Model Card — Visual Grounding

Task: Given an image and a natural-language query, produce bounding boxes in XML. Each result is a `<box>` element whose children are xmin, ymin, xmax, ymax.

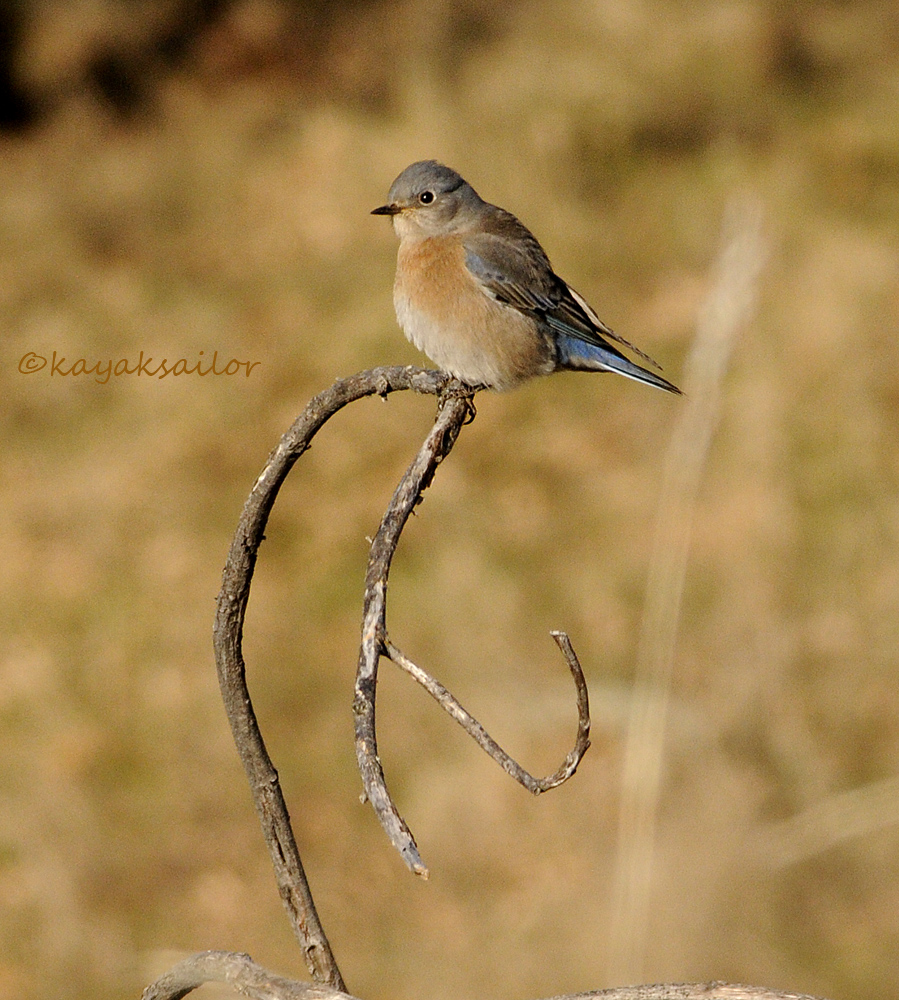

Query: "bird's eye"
<box><xmin>419</xmin><ymin>190</ymin><xmax>435</xmax><ymax>205</ymax></box>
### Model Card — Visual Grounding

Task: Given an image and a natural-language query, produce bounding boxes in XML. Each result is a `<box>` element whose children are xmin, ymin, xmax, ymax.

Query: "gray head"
<box><xmin>372</xmin><ymin>160</ymin><xmax>484</xmax><ymax>238</ymax></box>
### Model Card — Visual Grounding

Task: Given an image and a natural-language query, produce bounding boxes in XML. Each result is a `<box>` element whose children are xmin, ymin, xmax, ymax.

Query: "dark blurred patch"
<box><xmin>0</xmin><ymin>0</ymin><xmax>518</xmax><ymax>130</ymax></box>
<box><xmin>768</xmin><ymin>8</ymin><xmax>847</xmax><ymax>90</ymax></box>
<box><xmin>630</xmin><ymin>103</ymin><xmax>716</xmax><ymax>158</ymax></box>
<box><xmin>88</xmin><ymin>50</ymin><xmax>153</xmax><ymax>116</ymax></box>
<box><xmin>1</xmin><ymin>0</ymin><xmax>396</xmax><ymax>129</ymax></box>
<box><xmin>0</xmin><ymin>5</ymin><xmax>38</xmax><ymax>130</ymax></box>
<box><xmin>85</xmin><ymin>0</ymin><xmax>225</xmax><ymax>116</ymax></box>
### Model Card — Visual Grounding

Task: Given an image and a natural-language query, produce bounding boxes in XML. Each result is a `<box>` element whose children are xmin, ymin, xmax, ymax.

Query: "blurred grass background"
<box><xmin>1</xmin><ymin>1</ymin><xmax>899</xmax><ymax>998</ymax></box>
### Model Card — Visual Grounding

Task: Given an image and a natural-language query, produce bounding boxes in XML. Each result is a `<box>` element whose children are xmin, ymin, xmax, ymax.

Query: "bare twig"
<box><xmin>214</xmin><ymin>365</ymin><xmax>452</xmax><ymax>987</ymax></box>
<box><xmin>353</xmin><ymin>394</ymin><xmax>593</xmax><ymax>876</ymax></box>
<box><xmin>213</xmin><ymin>365</ymin><xmax>592</xmax><ymax>967</ymax></box>
<box><xmin>384</xmin><ymin>631</ymin><xmax>590</xmax><ymax>794</ymax></box>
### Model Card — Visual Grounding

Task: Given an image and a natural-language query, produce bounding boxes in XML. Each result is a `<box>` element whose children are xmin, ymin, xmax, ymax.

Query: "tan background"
<box><xmin>2</xmin><ymin>2</ymin><xmax>899</xmax><ymax>998</ymax></box>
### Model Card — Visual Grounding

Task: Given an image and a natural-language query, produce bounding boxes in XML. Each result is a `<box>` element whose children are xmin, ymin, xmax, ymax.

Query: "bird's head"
<box><xmin>372</xmin><ymin>160</ymin><xmax>482</xmax><ymax>239</ymax></box>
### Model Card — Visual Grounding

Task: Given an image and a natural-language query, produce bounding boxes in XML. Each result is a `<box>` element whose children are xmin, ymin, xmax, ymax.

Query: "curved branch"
<box><xmin>141</xmin><ymin>951</ymin><xmax>361</xmax><ymax>1000</ymax></box>
<box><xmin>353</xmin><ymin>396</ymin><xmax>593</xmax><ymax>876</ymax></box>
<box><xmin>213</xmin><ymin>366</ymin><xmax>453</xmax><ymax>988</ymax></box>
<box><xmin>385</xmin><ymin>632</ymin><xmax>590</xmax><ymax>793</ymax></box>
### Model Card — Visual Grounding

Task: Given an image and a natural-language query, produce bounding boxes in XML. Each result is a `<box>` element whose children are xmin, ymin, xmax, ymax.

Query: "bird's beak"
<box><xmin>371</xmin><ymin>203</ymin><xmax>401</xmax><ymax>216</ymax></box>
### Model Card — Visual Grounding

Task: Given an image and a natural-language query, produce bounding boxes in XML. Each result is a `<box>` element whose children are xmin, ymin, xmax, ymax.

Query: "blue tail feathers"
<box><xmin>555</xmin><ymin>334</ymin><xmax>681</xmax><ymax>394</ymax></box>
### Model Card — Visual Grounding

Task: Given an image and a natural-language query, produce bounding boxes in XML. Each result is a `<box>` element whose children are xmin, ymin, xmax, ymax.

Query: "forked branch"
<box><xmin>212</xmin><ymin>366</ymin><xmax>592</xmax><ymax>982</ymax></box>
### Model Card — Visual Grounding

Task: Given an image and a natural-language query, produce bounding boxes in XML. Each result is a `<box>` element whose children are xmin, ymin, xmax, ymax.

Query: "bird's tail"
<box><xmin>555</xmin><ymin>333</ymin><xmax>681</xmax><ymax>394</ymax></box>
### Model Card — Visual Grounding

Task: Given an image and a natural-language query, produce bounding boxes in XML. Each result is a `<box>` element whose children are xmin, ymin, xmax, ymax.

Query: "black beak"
<box><xmin>371</xmin><ymin>204</ymin><xmax>400</xmax><ymax>216</ymax></box>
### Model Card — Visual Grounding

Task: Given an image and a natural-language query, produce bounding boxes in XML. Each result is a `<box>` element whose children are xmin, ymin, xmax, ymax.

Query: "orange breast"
<box><xmin>396</xmin><ymin>237</ymin><xmax>473</xmax><ymax>322</ymax></box>
<box><xmin>393</xmin><ymin>235</ymin><xmax>553</xmax><ymax>390</ymax></box>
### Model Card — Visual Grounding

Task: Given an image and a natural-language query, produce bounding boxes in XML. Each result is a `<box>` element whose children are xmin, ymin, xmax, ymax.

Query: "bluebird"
<box><xmin>372</xmin><ymin>160</ymin><xmax>680</xmax><ymax>395</ymax></box>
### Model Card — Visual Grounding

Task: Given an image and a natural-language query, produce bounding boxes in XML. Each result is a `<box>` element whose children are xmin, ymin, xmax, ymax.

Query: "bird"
<box><xmin>372</xmin><ymin>160</ymin><xmax>680</xmax><ymax>395</ymax></box>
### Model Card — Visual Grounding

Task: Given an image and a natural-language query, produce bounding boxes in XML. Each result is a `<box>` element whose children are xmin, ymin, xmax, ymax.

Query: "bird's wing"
<box><xmin>462</xmin><ymin>224</ymin><xmax>664</xmax><ymax>371</ymax></box>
